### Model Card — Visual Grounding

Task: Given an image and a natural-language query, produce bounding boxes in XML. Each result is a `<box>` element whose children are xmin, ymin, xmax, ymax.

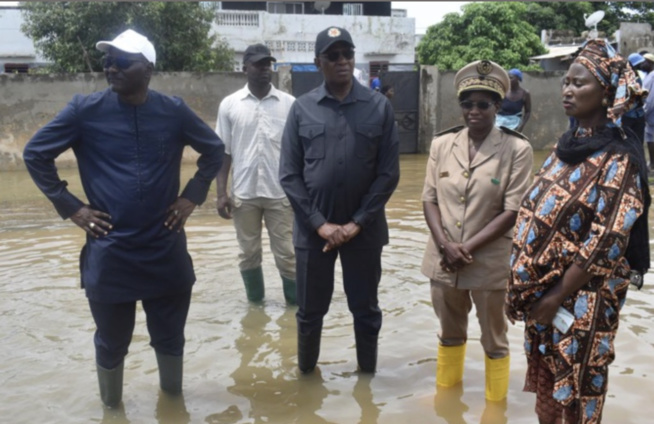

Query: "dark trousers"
<box><xmin>295</xmin><ymin>247</ymin><xmax>383</xmax><ymax>336</ymax></box>
<box><xmin>88</xmin><ymin>290</ymin><xmax>192</xmax><ymax>369</ymax></box>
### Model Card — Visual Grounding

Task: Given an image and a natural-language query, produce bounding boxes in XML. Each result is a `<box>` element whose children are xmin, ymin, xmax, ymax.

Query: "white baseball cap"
<box><xmin>96</xmin><ymin>29</ymin><xmax>156</xmax><ymax>65</ymax></box>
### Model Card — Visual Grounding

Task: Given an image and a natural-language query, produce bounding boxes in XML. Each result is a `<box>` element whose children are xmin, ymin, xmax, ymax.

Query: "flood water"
<box><xmin>2</xmin><ymin>151</ymin><xmax>654</xmax><ymax>423</ymax></box>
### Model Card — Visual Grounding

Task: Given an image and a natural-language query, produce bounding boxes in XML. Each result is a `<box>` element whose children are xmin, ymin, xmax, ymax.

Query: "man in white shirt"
<box><xmin>215</xmin><ymin>44</ymin><xmax>296</xmax><ymax>304</ymax></box>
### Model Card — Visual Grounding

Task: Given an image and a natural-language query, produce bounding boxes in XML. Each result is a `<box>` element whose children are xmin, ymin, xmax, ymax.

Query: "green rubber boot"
<box><xmin>155</xmin><ymin>351</ymin><xmax>183</xmax><ymax>395</ymax></box>
<box><xmin>97</xmin><ymin>361</ymin><xmax>124</xmax><ymax>408</ymax></box>
<box><xmin>241</xmin><ymin>267</ymin><xmax>265</xmax><ymax>302</ymax></box>
<box><xmin>281</xmin><ymin>276</ymin><xmax>297</xmax><ymax>305</ymax></box>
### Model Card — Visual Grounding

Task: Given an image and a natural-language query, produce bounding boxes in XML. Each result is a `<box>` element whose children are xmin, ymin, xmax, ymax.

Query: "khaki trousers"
<box><xmin>430</xmin><ymin>280</ymin><xmax>509</xmax><ymax>358</ymax></box>
<box><xmin>232</xmin><ymin>197</ymin><xmax>295</xmax><ymax>279</ymax></box>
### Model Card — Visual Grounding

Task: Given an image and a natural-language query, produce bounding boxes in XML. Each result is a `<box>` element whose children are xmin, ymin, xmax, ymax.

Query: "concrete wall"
<box><xmin>619</xmin><ymin>22</ymin><xmax>654</xmax><ymax>56</ymax></box>
<box><xmin>0</xmin><ymin>71</ymin><xmax>257</xmax><ymax>170</ymax></box>
<box><xmin>2</xmin><ymin>68</ymin><xmax>572</xmax><ymax>171</ymax></box>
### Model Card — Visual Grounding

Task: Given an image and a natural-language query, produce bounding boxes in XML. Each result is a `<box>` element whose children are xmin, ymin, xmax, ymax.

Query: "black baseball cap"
<box><xmin>315</xmin><ymin>27</ymin><xmax>355</xmax><ymax>57</ymax></box>
<box><xmin>243</xmin><ymin>44</ymin><xmax>276</xmax><ymax>64</ymax></box>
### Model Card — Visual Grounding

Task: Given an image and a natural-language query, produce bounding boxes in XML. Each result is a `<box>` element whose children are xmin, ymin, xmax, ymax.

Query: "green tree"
<box><xmin>417</xmin><ymin>2</ymin><xmax>547</xmax><ymax>71</ymax></box>
<box><xmin>524</xmin><ymin>2</ymin><xmax>596</xmax><ymax>35</ymax></box>
<box><xmin>524</xmin><ymin>2</ymin><xmax>654</xmax><ymax>38</ymax></box>
<box><xmin>20</xmin><ymin>1</ymin><xmax>235</xmax><ymax>73</ymax></box>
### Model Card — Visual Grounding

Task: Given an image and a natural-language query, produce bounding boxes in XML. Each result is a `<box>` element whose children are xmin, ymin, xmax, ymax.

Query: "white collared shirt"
<box><xmin>216</xmin><ymin>84</ymin><xmax>295</xmax><ymax>199</ymax></box>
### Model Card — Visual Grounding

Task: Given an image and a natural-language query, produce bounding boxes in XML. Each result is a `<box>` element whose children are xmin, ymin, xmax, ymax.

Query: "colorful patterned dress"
<box><xmin>507</xmin><ymin>141</ymin><xmax>644</xmax><ymax>423</ymax></box>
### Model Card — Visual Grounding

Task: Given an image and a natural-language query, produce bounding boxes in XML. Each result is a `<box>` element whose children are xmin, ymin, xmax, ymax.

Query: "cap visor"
<box><xmin>95</xmin><ymin>41</ymin><xmax>141</xmax><ymax>55</ymax></box>
<box><xmin>319</xmin><ymin>41</ymin><xmax>355</xmax><ymax>54</ymax></box>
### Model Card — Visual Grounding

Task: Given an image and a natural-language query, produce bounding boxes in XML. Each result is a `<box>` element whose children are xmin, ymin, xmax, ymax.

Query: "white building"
<box><xmin>213</xmin><ymin>1</ymin><xmax>415</xmax><ymax>79</ymax></box>
<box><xmin>0</xmin><ymin>4</ymin><xmax>46</xmax><ymax>72</ymax></box>
<box><xmin>0</xmin><ymin>1</ymin><xmax>415</xmax><ymax>79</ymax></box>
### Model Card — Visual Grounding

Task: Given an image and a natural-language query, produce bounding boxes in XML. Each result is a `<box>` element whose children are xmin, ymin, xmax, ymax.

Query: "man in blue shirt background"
<box><xmin>23</xmin><ymin>29</ymin><xmax>224</xmax><ymax>408</ymax></box>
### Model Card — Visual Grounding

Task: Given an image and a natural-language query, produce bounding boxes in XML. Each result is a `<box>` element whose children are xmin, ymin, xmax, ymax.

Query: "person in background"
<box><xmin>381</xmin><ymin>85</ymin><xmax>394</xmax><ymax>100</ymax></box>
<box><xmin>215</xmin><ymin>44</ymin><xmax>297</xmax><ymax>304</ymax></box>
<box><xmin>622</xmin><ymin>53</ymin><xmax>646</xmax><ymax>146</ymax></box>
<box><xmin>370</xmin><ymin>75</ymin><xmax>381</xmax><ymax>91</ymax></box>
<box><xmin>280</xmin><ymin>26</ymin><xmax>400</xmax><ymax>374</ymax></box>
<box><xmin>507</xmin><ymin>39</ymin><xmax>649</xmax><ymax>424</ymax></box>
<box><xmin>422</xmin><ymin>59</ymin><xmax>533</xmax><ymax>402</ymax></box>
<box><xmin>641</xmin><ymin>52</ymin><xmax>654</xmax><ymax>75</ymax></box>
<box><xmin>641</xmin><ymin>53</ymin><xmax>654</xmax><ymax>171</ymax></box>
<box><xmin>495</xmin><ymin>68</ymin><xmax>531</xmax><ymax>132</ymax></box>
<box><xmin>22</xmin><ymin>29</ymin><xmax>224</xmax><ymax>407</ymax></box>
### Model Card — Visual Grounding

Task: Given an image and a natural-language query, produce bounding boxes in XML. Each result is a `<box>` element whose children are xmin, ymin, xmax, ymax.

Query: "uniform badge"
<box><xmin>477</xmin><ymin>60</ymin><xmax>492</xmax><ymax>75</ymax></box>
<box><xmin>328</xmin><ymin>28</ymin><xmax>341</xmax><ymax>37</ymax></box>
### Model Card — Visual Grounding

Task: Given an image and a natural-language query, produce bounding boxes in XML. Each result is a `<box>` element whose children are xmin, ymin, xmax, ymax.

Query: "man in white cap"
<box><xmin>23</xmin><ymin>29</ymin><xmax>224</xmax><ymax>408</ymax></box>
<box><xmin>214</xmin><ymin>43</ymin><xmax>297</xmax><ymax>305</ymax></box>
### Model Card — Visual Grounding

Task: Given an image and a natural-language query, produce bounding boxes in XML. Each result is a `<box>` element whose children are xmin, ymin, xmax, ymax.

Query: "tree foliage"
<box><xmin>524</xmin><ymin>2</ymin><xmax>596</xmax><ymax>35</ymax></box>
<box><xmin>417</xmin><ymin>2</ymin><xmax>547</xmax><ymax>71</ymax></box>
<box><xmin>20</xmin><ymin>1</ymin><xmax>235</xmax><ymax>73</ymax></box>
<box><xmin>524</xmin><ymin>2</ymin><xmax>654</xmax><ymax>37</ymax></box>
<box><xmin>418</xmin><ymin>1</ymin><xmax>654</xmax><ymax>71</ymax></box>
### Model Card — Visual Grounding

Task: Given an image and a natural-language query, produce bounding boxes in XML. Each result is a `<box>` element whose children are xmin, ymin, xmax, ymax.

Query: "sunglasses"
<box><xmin>101</xmin><ymin>56</ymin><xmax>145</xmax><ymax>70</ymax></box>
<box><xmin>459</xmin><ymin>100</ymin><xmax>494</xmax><ymax>110</ymax></box>
<box><xmin>322</xmin><ymin>49</ymin><xmax>355</xmax><ymax>62</ymax></box>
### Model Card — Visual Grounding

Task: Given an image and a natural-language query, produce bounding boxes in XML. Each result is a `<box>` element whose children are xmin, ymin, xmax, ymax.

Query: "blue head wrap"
<box><xmin>508</xmin><ymin>68</ymin><xmax>523</xmax><ymax>82</ymax></box>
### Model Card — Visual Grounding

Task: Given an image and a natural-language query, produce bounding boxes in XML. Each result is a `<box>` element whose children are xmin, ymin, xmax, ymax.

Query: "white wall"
<box><xmin>211</xmin><ymin>11</ymin><xmax>416</xmax><ymax>69</ymax></box>
<box><xmin>0</xmin><ymin>7</ymin><xmax>44</xmax><ymax>64</ymax></box>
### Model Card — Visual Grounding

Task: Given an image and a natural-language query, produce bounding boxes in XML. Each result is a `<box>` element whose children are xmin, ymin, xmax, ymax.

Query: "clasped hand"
<box><xmin>439</xmin><ymin>241</ymin><xmax>473</xmax><ymax>273</ymax></box>
<box><xmin>318</xmin><ymin>222</ymin><xmax>361</xmax><ymax>252</ymax></box>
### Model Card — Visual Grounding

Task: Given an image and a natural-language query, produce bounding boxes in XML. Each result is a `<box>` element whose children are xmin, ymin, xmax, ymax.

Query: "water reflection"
<box><xmin>1</xmin><ymin>152</ymin><xmax>654</xmax><ymax>423</ymax></box>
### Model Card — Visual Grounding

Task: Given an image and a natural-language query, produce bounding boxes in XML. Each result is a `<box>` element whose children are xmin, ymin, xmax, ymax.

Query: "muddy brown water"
<box><xmin>1</xmin><ymin>151</ymin><xmax>653</xmax><ymax>423</ymax></box>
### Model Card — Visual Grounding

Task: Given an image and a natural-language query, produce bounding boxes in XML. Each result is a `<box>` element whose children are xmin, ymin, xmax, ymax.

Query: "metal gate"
<box><xmin>378</xmin><ymin>70</ymin><xmax>420</xmax><ymax>153</ymax></box>
<box><xmin>290</xmin><ymin>69</ymin><xmax>420</xmax><ymax>153</ymax></box>
<box><xmin>291</xmin><ymin>70</ymin><xmax>323</xmax><ymax>98</ymax></box>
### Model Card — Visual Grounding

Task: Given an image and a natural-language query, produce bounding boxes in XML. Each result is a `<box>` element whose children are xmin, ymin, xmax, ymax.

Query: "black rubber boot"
<box><xmin>281</xmin><ymin>276</ymin><xmax>297</xmax><ymax>305</ymax></box>
<box><xmin>97</xmin><ymin>361</ymin><xmax>124</xmax><ymax>408</ymax></box>
<box><xmin>298</xmin><ymin>330</ymin><xmax>321</xmax><ymax>374</ymax></box>
<box><xmin>355</xmin><ymin>332</ymin><xmax>378</xmax><ymax>373</ymax></box>
<box><xmin>241</xmin><ymin>267</ymin><xmax>265</xmax><ymax>302</ymax></box>
<box><xmin>155</xmin><ymin>351</ymin><xmax>183</xmax><ymax>395</ymax></box>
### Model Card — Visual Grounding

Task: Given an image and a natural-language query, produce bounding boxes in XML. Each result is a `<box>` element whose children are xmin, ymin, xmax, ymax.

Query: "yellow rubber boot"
<box><xmin>485</xmin><ymin>355</ymin><xmax>510</xmax><ymax>401</ymax></box>
<box><xmin>436</xmin><ymin>343</ymin><xmax>466</xmax><ymax>387</ymax></box>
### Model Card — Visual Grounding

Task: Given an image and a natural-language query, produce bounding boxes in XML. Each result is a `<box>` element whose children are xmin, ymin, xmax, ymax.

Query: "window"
<box><xmin>3</xmin><ymin>63</ymin><xmax>29</xmax><ymax>74</ymax></box>
<box><xmin>343</xmin><ymin>3</ymin><xmax>363</xmax><ymax>16</ymax></box>
<box><xmin>369</xmin><ymin>61</ymin><xmax>389</xmax><ymax>78</ymax></box>
<box><xmin>267</xmin><ymin>2</ymin><xmax>304</xmax><ymax>14</ymax></box>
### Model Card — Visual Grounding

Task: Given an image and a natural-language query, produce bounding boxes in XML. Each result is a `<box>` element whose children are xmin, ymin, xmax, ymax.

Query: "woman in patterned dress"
<box><xmin>507</xmin><ymin>39</ymin><xmax>650</xmax><ymax>424</ymax></box>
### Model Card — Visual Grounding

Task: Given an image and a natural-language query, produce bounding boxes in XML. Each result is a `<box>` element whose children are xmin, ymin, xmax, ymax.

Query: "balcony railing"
<box><xmin>215</xmin><ymin>11</ymin><xmax>260</xmax><ymax>27</ymax></box>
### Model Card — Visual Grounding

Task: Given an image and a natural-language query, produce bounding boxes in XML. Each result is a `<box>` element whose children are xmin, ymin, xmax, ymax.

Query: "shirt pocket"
<box><xmin>355</xmin><ymin>124</ymin><xmax>382</xmax><ymax>159</ymax></box>
<box><xmin>299</xmin><ymin>124</ymin><xmax>325</xmax><ymax>159</ymax></box>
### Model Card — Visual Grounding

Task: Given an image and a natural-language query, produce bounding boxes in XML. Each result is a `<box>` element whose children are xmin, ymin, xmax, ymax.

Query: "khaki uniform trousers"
<box><xmin>232</xmin><ymin>196</ymin><xmax>295</xmax><ymax>279</ymax></box>
<box><xmin>430</xmin><ymin>280</ymin><xmax>509</xmax><ymax>358</ymax></box>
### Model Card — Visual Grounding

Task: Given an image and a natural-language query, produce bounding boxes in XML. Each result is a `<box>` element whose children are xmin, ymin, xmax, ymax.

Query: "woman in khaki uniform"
<box><xmin>421</xmin><ymin>60</ymin><xmax>533</xmax><ymax>401</ymax></box>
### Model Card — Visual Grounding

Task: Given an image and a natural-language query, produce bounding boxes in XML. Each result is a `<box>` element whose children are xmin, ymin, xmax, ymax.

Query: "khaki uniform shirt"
<box><xmin>421</xmin><ymin>126</ymin><xmax>533</xmax><ymax>290</ymax></box>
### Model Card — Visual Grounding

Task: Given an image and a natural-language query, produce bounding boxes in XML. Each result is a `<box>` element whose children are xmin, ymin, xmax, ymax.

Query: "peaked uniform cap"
<box><xmin>454</xmin><ymin>60</ymin><xmax>510</xmax><ymax>98</ymax></box>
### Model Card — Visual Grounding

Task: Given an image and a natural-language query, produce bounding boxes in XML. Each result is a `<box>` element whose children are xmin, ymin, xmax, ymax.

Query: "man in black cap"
<box><xmin>215</xmin><ymin>44</ymin><xmax>297</xmax><ymax>304</ymax></box>
<box><xmin>280</xmin><ymin>27</ymin><xmax>400</xmax><ymax>373</ymax></box>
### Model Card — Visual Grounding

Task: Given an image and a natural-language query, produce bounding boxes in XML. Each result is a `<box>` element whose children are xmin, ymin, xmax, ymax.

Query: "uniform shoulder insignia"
<box><xmin>435</xmin><ymin>125</ymin><xmax>465</xmax><ymax>137</ymax></box>
<box><xmin>499</xmin><ymin>126</ymin><xmax>529</xmax><ymax>141</ymax></box>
